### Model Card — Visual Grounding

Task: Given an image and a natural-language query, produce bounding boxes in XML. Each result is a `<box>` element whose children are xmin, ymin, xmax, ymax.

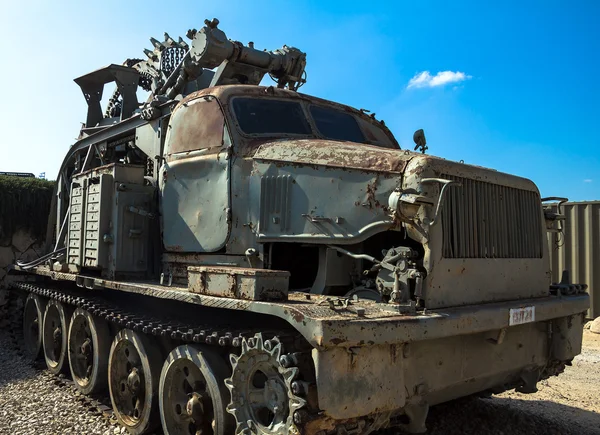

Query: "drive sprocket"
<box><xmin>225</xmin><ymin>333</ymin><xmax>306</xmax><ymax>435</ymax></box>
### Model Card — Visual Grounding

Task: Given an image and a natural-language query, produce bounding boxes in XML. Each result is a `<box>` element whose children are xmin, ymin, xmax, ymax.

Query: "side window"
<box><xmin>166</xmin><ymin>97</ymin><xmax>225</xmax><ymax>156</ymax></box>
<box><xmin>309</xmin><ymin>105</ymin><xmax>366</xmax><ymax>143</ymax></box>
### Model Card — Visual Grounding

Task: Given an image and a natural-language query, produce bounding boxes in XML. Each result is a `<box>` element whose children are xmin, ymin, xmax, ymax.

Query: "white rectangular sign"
<box><xmin>509</xmin><ymin>306</ymin><xmax>536</xmax><ymax>326</ymax></box>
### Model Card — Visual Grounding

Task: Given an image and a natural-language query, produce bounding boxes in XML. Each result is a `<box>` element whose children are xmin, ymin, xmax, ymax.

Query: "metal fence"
<box><xmin>547</xmin><ymin>201</ymin><xmax>600</xmax><ymax>319</ymax></box>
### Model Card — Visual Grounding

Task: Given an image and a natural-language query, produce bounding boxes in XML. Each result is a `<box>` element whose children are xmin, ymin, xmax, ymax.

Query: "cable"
<box><xmin>16</xmin><ymin>248</ymin><xmax>67</xmax><ymax>270</ymax></box>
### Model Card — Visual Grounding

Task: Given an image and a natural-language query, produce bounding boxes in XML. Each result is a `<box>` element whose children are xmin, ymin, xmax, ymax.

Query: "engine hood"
<box><xmin>252</xmin><ymin>139</ymin><xmax>410</xmax><ymax>173</ymax></box>
<box><xmin>252</xmin><ymin>139</ymin><xmax>538</xmax><ymax>192</ymax></box>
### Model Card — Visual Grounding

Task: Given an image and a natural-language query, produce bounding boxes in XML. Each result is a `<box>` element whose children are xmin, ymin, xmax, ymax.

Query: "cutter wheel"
<box><xmin>68</xmin><ymin>307</ymin><xmax>111</xmax><ymax>394</ymax></box>
<box><xmin>42</xmin><ymin>299</ymin><xmax>73</xmax><ymax>374</ymax></box>
<box><xmin>108</xmin><ymin>329</ymin><xmax>163</xmax><ymax>435</ymax></box>
<box><xmin>226</xmin><ymin>333</ymin><xmax>307</xmax><ymax>435</ymax></box>
<box><xmin>22</xmin><ymin>293</ymin><xmax>46</xmax><ymax>360</ymax></box>
<box><xmin>159</xmin><ymin>344</ymin><xmax>235</xmax><ymax>435</ymax></box>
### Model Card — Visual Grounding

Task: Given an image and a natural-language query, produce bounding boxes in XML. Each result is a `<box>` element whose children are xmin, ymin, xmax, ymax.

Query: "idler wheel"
<box><xmin>159</xmin><ymin>344</ymin><xmax>234</xmax><ymax>435</ymax></box>
<box><xmin>68</xmin><ymin>307</ymin><xmax>111</xmax><ymax>394</ymax></box>
<box><xmin>42</xmin><ymin>299</ymin><xmax>73</xmax><ymax>374</ymax></box>
<box><xmin>109</xmin><ymin>329</ymin><xmax>162</xmax><ymax>434</ymax></box>
<box><xmin>22</xmin><ymin>293</ymin><xmax>46</xmax><ymax>360</ymax></box>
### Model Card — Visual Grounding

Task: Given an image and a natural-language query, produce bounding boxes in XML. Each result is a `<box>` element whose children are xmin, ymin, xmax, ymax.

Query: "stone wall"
<box><xmin>0</xmin><ymin>176</ymin><xmax>54</xmax><ymax>296</ymax></box>
<box><xmin>0</xmin><ymin>229</ymin><xmax>43</xmax><ymax>283</ymax></box>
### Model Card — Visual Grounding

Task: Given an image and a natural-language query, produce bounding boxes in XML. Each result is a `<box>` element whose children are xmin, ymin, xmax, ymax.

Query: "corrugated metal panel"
<box><xmin>442</xmin><ymin>175</ymin><xmax>543</xmax><ymax>258</ymax></box>
<box><xmin>547</xmin><ymin>201</ymin><xmax>600</xmax><ymax>319</ymax></box>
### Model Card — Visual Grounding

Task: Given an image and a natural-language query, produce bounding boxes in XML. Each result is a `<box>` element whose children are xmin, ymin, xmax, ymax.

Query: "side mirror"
<box><xmin>413</xmin><ymin>129</ymin><xmax>428</xmax><ymax>154</ymax></box>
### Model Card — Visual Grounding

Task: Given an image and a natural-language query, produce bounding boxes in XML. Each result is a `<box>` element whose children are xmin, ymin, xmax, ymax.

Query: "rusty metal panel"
<box><xmin>188</xmin><ymin>266</ymin><xmax>289</xmax><ymax>301</ymax></box>
<box><xmin>547</xmin><ymin>201</ymin><xmax>600</xmax><ymax>319</ymax></box>
<box><xmin>251</xmin><ymin>151</ymin><xmax>400</xmax><ymax>244</ymax></box>
<box><xmin>313</xmin><ymin>344</ymin><xmax>405</xmax><ymax>419</ymax></box>
<box><xmin>160</xmin><ymin>97</ymin><xmax>231</xmax><ymax>253</ymax></box>
<box><xmin>166</xmin><ymin>97</ymin><xmax>225</xmax><ymax>157</ymax></box>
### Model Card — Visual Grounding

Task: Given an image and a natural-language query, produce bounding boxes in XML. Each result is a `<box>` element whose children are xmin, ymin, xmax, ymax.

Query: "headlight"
<box><xmin>388</xmin><ymin>190</ymin><xmax>432</xmax><ymax>219</ymax></box>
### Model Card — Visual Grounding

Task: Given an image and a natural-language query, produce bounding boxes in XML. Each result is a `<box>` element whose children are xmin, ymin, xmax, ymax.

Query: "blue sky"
<box><xmin>0</xmin><ymin>0</ymin><xmax>597</xmax><ymax>200</ymax></box>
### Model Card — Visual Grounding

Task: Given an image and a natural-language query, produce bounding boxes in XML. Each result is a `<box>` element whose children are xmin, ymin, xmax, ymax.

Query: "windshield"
<box><xmin>232</xmin><ymin>98</ymin><xmax>311</xmax><ymax>135</ymax></box>
<box><xmin>231</xmin><ymin>97</ymin><xmax>395</xmax><ymax>148</ymax></box>
<box><xmin>309</xmin><ymin>105</ymin><xmax>365</xmax><ymax>143</ymax></box>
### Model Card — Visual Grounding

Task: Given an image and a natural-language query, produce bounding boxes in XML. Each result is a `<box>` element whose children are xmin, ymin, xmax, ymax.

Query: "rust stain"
<box><xmin>167</xmin><ymin>97</ymin><xmax>225</xmax><ymax>158</ymax></box>
<box><xmin>290</xmin><ymin>309</ymin><xmax>305</xmax><ymax>323</ymax></box>
<box><xmin>364</xmin><ymin>174</ymin><xmax>387</xmax><ymax>210</ymax></box>
<box><xmin>253</xmin><ymin>139</ymin><xmax>410</xmax><ymax>173</ymax></box>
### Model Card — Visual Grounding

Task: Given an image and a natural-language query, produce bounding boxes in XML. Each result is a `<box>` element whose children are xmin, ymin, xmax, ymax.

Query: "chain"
<box><xmin>160</xmin><ymin>47</ymin><xmax>187</xmax><ymax>77</ymax></box>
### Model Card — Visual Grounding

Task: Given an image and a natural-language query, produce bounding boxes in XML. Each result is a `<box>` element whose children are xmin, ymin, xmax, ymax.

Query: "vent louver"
<box><xmin>441</xmin><ymin>176</ymin><xmax>543</xmax><ymax>258</ymax></box>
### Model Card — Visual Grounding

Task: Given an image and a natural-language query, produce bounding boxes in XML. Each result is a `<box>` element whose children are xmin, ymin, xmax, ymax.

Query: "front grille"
<box><xmin>441</xmin><ymin>175</ymin><xmax>543</xmax><ymax>258</ymax></box>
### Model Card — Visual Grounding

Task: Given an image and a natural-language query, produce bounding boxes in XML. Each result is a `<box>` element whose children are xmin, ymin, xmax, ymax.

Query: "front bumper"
<box><xmin>311</xmin><ymin>294</ymin><xmax>588</xmax><ymax>420</ymax></box>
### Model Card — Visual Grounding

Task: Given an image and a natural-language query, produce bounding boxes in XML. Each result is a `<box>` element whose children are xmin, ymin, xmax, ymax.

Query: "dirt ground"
<box><xmin>416</xmin><ymin>330</ymin><xmax>600</xmax><ymax>435</ymax></box>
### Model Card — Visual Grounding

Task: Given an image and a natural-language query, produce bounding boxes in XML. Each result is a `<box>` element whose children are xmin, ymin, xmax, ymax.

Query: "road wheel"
<box><xmin>109</xmin><ymin>329</ymin><xmax>163</xmax><ymax>435</ymax></box>
<box><xmin>159</xmin><ymin>344</ymin><xmax>235</xmax><ymax>435</ymax></box>
<box><xmin>68</xmin><ymin>307</ymin><xmax>111</xmax><ymax>394</ymax></box>
<box><xmin>42</xmin><ymin>299</ymin><xmax>73</xmax><ymax>374</ymax></box>
<box><xmin>22</xmin><ymin>293</ymin><xmax>46</xmax><ymax>360</ymax></box>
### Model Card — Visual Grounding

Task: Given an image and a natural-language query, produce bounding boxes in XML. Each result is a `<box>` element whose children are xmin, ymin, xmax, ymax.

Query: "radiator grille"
<box><xmin>441</xmin><ymin>176</ymin><xmax>543</xmax><ymax>258</ymax></box>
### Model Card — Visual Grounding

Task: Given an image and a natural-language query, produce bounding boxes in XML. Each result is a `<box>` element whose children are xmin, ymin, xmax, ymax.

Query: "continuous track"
<box><xmin>7</xmin><ymin>281</ymin><xmax>316</xmax><ymax>434</ymax></box>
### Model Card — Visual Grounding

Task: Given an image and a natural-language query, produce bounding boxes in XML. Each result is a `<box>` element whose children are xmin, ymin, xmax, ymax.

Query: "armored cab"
<box><xmin>10</xmin><ymin>18</ymin><xmax>588</xmax><ymax>435</ymax></box>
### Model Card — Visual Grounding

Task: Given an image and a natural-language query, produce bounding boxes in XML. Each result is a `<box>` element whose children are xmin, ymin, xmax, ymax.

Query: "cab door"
<box><xmin>159</xmin><ymin>96</ymin><xmax>231</xmax><ymax>252</ymax></box>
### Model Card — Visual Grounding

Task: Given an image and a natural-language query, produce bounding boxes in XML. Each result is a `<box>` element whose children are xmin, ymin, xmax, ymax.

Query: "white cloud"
<box><xmin>407</xmin><ymin>70</ymin><xmax>472</xmax><ymax>89</ymax></box>
<box><xmin>583</xmin><ymin>179</ymin><xmax>593</xmax><ymax>183</ymax></box>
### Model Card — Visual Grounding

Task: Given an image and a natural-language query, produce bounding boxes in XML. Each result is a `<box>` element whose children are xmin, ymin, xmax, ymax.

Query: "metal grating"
<box><xmin>442</xmin><ymin>176</ymin><xmax>543</xmax><ymax>258</ymax></box>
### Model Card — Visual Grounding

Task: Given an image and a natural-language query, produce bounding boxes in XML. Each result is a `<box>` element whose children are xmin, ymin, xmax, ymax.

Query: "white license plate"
<box><xmin>509</xmin><ymin>306</ymin><xmax>535</xmax><ymax>326</ymax></box>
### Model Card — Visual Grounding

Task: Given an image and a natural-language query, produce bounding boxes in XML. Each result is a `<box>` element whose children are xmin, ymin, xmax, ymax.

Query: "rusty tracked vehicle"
<box><xmin>9</xmin><ymin>18</ymin><xmax>589</xmax><ymax>435</ymax></box>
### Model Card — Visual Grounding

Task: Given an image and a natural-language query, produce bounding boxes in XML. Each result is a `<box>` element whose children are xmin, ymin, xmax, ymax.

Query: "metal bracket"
<box><xmin>487</xmin><ymin>328</ymin><xmax>507</xmax><ymax>345</ymax></box>
<box><xmin>75</xmin><ymin>275</ymin><xmax>101</xmax><ymax>290</ymax></box>
<box><xmin>128</xmin><ymin>205</ymin><xmax>155</xmax><ymax>219</ymax></box>
<box><xmin>318</xmin><ymin>297</ymin><xmax>353</xmax><ymax>311</ymax></box>
<box><xmin>541</xmin><ymin>197</ymin><xmax>568</xmax><ymax>234</ymax></box>
<box><xmin>302</xmin><ymin>214</ymin><xmax>331</xmax><ymax>224</ymax></box>
<box><xmin>160</xmin><ymin>272</ymin><xmax>173</xmax><ymax>287</ymax></box>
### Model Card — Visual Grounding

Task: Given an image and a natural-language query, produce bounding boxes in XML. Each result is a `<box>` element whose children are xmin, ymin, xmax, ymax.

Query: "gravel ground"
<box><xmin>0</xmin><ymin>331</ymin><xmax>116</xmax><ymax>435</ymax></box>
<box><xmin>0</xmin><ymin>326</ymin><xmax>598</xmax><ymax>434</ymax></box>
